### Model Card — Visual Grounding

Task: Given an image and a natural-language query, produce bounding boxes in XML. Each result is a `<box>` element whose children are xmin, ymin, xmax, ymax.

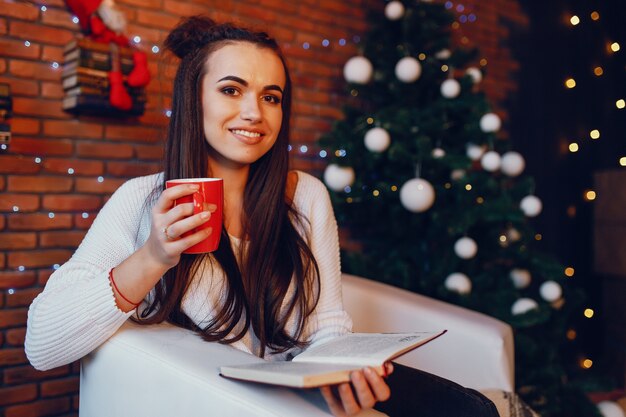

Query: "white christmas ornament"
<box><xmin>343</xmin><ymin>56</ymin><xmax>373</xmax><ymax>84</ymax></box>
<box><xmin>445</xmin><ymin>273</ymin><xmax>472</xmax><ymax>294</ymax></box>
<box><xmin>364</xmin><ymin>127</ymin><xmax>391</xmax><ymax>153</ymax></box>
<box><xmin>512</xmin><ymin>298</ymin><xmax>539</xmax><ymax>315</ymax></box>
<box><xmin>323</xmin><ymin>164</ymin><xmax>355</xmax><ymax>192</ymax></box>
<box><xmin>501</xmin><ymin>151</ymin><xmax>526</xmax><ymax>177</ymax></box>
<box><xmin>539</xmin><ymin>281</ymin><xmax>562</xmax><ymax>303</ymax></box>
<box><xmin>465</xmin><ymin>67</ymin><xmax>482</xmax><ymax>84</ymax></box>
<box><xmin>481</xmin><ymin>151</ymin><xmax>501</xmax><ymax>172</ymax></box>
<box><xmin>480</xmin><ymin>113</ymin><xmax>502</xmax><ymax>133</ymax></box>
<box><xmin>435</xmin><ymin>49</ymin><xmax>451</xmax><ymax>59</ymax></box>
<box><xmin>466</xmin><ymin>143</ymin><xmax>485</xmax><ymax>161</ymax></box>
<box><xmin>510</xmin><ymin>268</ymin><xmax>531</xmax><ymax>289</ymax></box>
<box><xmin>598</xmin><ymin>401</ymin><xmax>626</xmax><ymax>417</ymax></box>
<box><xmin>520</xmin><ymin>195</ymin><xmax>542</xmax><ymax>217</ymax></box>
<box><xmin>441</xmin><ymin>79</ymin><xmax>461</xmax><ymax>98</ymax></box>
<box><xmin>395</xmin><ymin>57</ymin><xmax>422</xmax><ymax>83</ymax></box>
<box><xmin>454</xmin><ymin>237</ymin><xmax>477</xmax><ymax>259</ymax></box>
<box><xmin>385</xmin><ymin>1</ymin><xmax>405</xmax><ymax>20</ymax></box>
<box><xmin>432</xmin><ymin>148</ymin><xmax>446</xmax><ymax>158</ymax></box>
<box><xmin>399</xmin><ymin>178</ymin><xmax>435</xmax><ymax>212</ymax></box>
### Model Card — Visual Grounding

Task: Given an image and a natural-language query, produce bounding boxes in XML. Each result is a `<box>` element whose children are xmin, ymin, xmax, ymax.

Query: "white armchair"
<box><xmin>79</xmin><ymin>274</ymin><xmax>514</xmax><ymax>416</ymax></box>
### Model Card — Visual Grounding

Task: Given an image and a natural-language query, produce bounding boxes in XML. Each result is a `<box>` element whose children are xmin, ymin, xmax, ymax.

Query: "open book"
<box><xmin>219</xmin><ymin>330</ymin><xmax>446</xmax><ymax>388</ymax></box>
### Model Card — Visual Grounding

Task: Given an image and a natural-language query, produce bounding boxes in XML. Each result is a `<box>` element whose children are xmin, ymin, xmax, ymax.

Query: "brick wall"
<box><xmin>0</xmin><ymin>0</ymin><xmax>527</xmax><ymax>415</ymax></box>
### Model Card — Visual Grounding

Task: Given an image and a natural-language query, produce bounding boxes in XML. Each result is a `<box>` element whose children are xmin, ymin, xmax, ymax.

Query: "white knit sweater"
<box><xmin>25</xmin><ymin>171</ymin><xmax>352</xmax><ymax>371</ymax></box>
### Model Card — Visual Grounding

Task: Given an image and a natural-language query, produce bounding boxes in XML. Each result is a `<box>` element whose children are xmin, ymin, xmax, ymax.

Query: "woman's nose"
<box><xmin>240</xmin><ymin>96</ymin><xmax>261</xmax><ymax>123</ymax></box>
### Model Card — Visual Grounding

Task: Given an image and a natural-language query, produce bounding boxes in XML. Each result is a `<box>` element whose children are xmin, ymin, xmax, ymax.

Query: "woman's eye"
<box><xmin>263</xmin><ymin>95</ymin><xmax>281</xmax><ymax>104</ymax></box>
<box><xmin>221</xmin><ymin>87</ymin><xmax>239</xmax><ymax>96</ymax></box>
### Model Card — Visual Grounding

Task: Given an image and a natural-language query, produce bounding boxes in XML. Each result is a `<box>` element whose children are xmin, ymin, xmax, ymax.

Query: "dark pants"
<box><xmin>374</xmin><ymin>363</ymin><xmax>500</xmax><ymax>417</ymax></box>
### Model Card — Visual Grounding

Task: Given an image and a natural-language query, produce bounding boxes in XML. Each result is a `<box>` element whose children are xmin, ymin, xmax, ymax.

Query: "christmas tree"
<box><xmin>318</xmin><ymin>2</ymin><xmax>603</xmax><ymax>416</ymax></box>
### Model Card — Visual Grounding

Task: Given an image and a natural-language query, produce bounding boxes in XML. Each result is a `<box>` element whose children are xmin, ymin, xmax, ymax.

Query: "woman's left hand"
<box><xmin>319</xmin><ymin>362</ymin><xmax>393</xmax><ymax>417</ymax></box>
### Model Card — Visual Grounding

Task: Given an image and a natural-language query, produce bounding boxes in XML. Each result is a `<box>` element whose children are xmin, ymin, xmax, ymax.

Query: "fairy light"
<box><xmin>476</xmin><ymin>196</ymin><xmax>484</xmax><ymax>204</ymax></box>
<box><xmin>48</xmin><ymin>212</ymin><xmax>55</xmax><ymax>218</ymax></box>
<box><xmin>565</xmin><ymin>267</ymin><xmax>575</xmax><ymax>277</ymax></box>
<box><xmin>339</xmin><ymin>149</ymin><xmax>347</xmax><ymax>157</ymax></box>
<box><xmin>350</xmin><ymin>89</ymin><xmax>358</xmax><ymax>97</ymax></box>
<box><xmin>616</xmin><ymin>99</ymin><xmax>625</xmax><ymax>109</ymax></box>
<box><xmin>151</xmin><ymin>45</ymin><xmax>159</xmax><ymax>53</ymax></box>
<box><xmin>565</xmin><ymin>78</ymin><xmax>576</xmax><ymax>88</ymax></box>
<box><xmin>302</xmin><ymin>42</ymin><xmax>310</xmax><ymax>50</ymax></box>
<box><xmin>287</xmin><ymin>145</ymin><xmax>292</xmax><ymax>152</ymax></box>
<box><xmin>589</xmin><ymin>129</ymin><xmax>600</xmax><ymax>139</ymax></box>
<box><xmin>97</xmin><ymin>176</ymin><xmax>104</xmax><ymax>183</ymax></box>
<box><xmin>465</xmin><ymin>184</ymin><xmax>472</xmax><ymax>191</ymax></box>
<box><xmin>13</xmin><ymin>206</ymin><xmax>19</xmax><ymax>212</ymax></box>
<box><xmin>479</xmin><ymin>58</ymin><xmax>487</xmax><ymax>66</ymax></box>
<box><xmin>366</xmin><ymin>117</ymin><xmax>374</xmax><ymax>124</ymax></box>
<box><xmin>53</xmin><ymin>264</ymin><xmax>61</xmax><ymax>270</ymax></box>
<box><xmin>610</xmin><ymin>42</ymin><xmax>620</xmax><ymax>52</ymax></box>
<box><xmin>344</xmin><ymin>186</ymin><xmax>352</xmax><ymax>193</ymax></box>
<box><xmin>51</xmin><ymin>62</ymin><xmax>59</xmax><ymax>69</ymax></box>
<box><xmin>418</xmin><ymin>53</ymin><xmax>426</xmax><ymax>60</ymax></box>
<box><xmin>593</xmin><ymin>66</ymin><xmax>603</xmax><ymax>76</ymax></box>
<box><xmin>569</xmin><ymin>143</ymin><xmax>579</xmax><ymax>152</ymax></box>
<box><xmin>372</xmin><ymin>190</ymin><xmax>380</xmax><ymax>197</ymax></box>
<box><xmin>322</xmin><ymin>39</ymin><xmax>329</xmax><ymax>47</ymax></box>
<box><xmin>391</xmin><ymin>185</ymin><xmax>398</xmax><ymax>192</ymax></box>
<box><xmin>535</xmin><ymin>233</ymin><xmax>542</xmax><ymax>241</ymax></box>
<box><xmin>67</xmin><ymin>168</ymin><xmax>74</xmax><ymax>175</ymax></box>
<box><xmin>40</xmin><ymin>5</ymin><xmax>47</xmax><ymax>11</ymax></box>
<box><xmin>165</xmin><ymin>110</ymin><xmax>172</xmax><ymax>118</ymax></box>
<box><xmin>133</xmin><ymin>36</ymin><xmax>141</xmax><ymax>44</ymax></box>
<box><xmin>346</xmin><ymin>197</ymin><xmax>353</xmax><ymax>203</ymax></box>
<box><xmin>590</xmin><ymin>11</ymin><xmax>599</xmax><ymax>21</ymax></box>
<box><xmin>584</xmin><ymin>190</ymin><xmax>596</xmax><ymax>201</ymax></box>
<box><xmin>18</xmin><ymin>266</ymin><xmax>25</xmax><ymax>271</ymax></box>
<box><xmin>7</xmin><ymin>289</ymin><xmax>15</xmax><ymax>295</ymax></box>
<box><xmin>566</xmin><ymin>329</ymin><xmax>577</xmax><ymax>340</ymax></box>
<box><xmin>441</xmin><ymin>64</ymin><xmax>449</xmax><ymax>72</ymax></box>
<box><xmin>581</xmin><ymin>359</ymin><xmax>593</xmax><ymax>369</ymax></box>
<box><xmin>24</xmin><ymin>41</ymin><xmax>31</xmax><ymax>47</ymax></box>
<box><xmin>82</xmin><ymin>212</ymin><xmax>89</xmax><ymax>219</ymax></box>
<box><xmin>34</xmin><ymin>157</ymin><xmax>42</xmax><ymax>163</ymax></box>
<box><xmin>319</xmin><ymin>150</ymin><xmax>327</xmax><ymax>158</ymax></box>
<box><xmin>584</xmin><ymin>308</ymin><xmax>594</xmax><ymax>318</ymax></box>
<box><xmin>567</xmin><ymin>205</ymin><xmax>576</xmax><ymax>217</ymax></box>
<box><xmin>570</xmin><ymin>15</ymin><xmax>580</xmax><ymax>26</ymax></box>
<box><xmin>620</xmin><ymin>157</ymin><xmax>626</xmax><ymax>166</ymax></box>
<box><xmin>352</xmin><ymin>35</ymin><xmax>360</xmax><ymax>44</ymax></box>
<box><xmin>338</xmin><ymin>39</ymin><xmax>346</xmax><ymax>46</ymax></box>
<box><xmin>299</xmin><ymin>145</ymin><xmax>308</xmax><ymax>154</ymax></box>
<box><xmin>72</xmin><ymin>16</ymin><xmax>79</xmax><ymax>24</ymax></box>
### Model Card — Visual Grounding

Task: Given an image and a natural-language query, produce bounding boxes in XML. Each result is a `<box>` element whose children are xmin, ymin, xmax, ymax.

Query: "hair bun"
<box><xmin>164</xmin><ymin>16</ymin><xmax>217</xmax><ymax>59</ymax></box>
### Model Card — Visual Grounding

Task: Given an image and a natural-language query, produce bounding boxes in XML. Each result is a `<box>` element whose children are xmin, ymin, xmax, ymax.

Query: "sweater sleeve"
<box><xmin>25</xmin><ymin>175</ymin><xmax>158</xmax><ymax>370</ymax></box>
<box><xmin>296</xmin><ymin>172</ymin><xmax>352</xmax><ymax>349</ymax></box>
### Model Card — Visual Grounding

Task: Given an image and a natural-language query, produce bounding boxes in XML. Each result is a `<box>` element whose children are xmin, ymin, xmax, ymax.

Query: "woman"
<box><xmin>26</xmin><ymin>16</ymin><xmax>498</xmax><ymax>417</ymax></box>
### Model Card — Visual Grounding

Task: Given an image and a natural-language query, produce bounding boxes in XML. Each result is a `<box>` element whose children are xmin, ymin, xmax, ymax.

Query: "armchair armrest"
<box><xmin>341</xmin><ymin>274</ymin><xmax>514</xmax><ymax>391</ymax></box>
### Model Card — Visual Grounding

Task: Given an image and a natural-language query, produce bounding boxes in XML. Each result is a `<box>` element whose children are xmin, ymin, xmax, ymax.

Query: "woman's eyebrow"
<box><xmin>217</xmin><ymin>75</ymin><xmax>283</xmax><ymax>94</ymax></box>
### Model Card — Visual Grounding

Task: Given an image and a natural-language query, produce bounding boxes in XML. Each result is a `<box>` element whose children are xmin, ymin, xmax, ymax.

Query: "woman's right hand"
<box><xmin>144</xmin><ymin>183</ymin><xmax>216</xmax><ymax>269</ymax></box>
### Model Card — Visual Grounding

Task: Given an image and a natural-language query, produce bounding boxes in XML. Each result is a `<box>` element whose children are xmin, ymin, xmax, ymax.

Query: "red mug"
<box><xmin>165</xmin><ymin>178</ymin><xmax>223</xmax><ymax>254</ymax></box>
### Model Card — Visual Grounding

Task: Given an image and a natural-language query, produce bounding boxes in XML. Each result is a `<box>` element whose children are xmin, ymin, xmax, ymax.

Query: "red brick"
<box><xmin>0</xmin><ymin>38</ymin><xmax>41</xmax><ymax>59</ymax></box>
<box><xmin>0</xmin><ymin>76</ymin><xmax>39</xmax><ymax>96</ymax></box>
<box><xmin>41</xmin><ymin>376</ymin><xmax>80</xmax><ymax>397</ymax></box>
<box><xmin>5</xmin><ymin>397</ymin><xmax>71</xmax><ymax>417</ymax></box>
<box><xmin>40</xmin><ymin>81</ymin><xmax>64</xmax><ymax>99</ymax></box>
<box><xmin>105</xmin><ymin>125</ymin><xmax>162</xmax><ymax>142</ymax></box>
<box><xmin>0</xmin><ymin>383</ymin><xmax>37</xmax><ymax>406</ymax></box>
<box><xmin>8</xmin><ymin>213</ymin><xmax>73</xmax><ymax>231</ymax></box>
<box><xmin>40</xmin><ymin>230</ymin><xmax>87</xmax><ymax>248</ymax></box>
<box><xmin>0</xmin><ymin>309</ymin><xmax>28</xmax><ymax>328</ymax></box>
<box><xmin>0</xmin><ymin>214</ymin><xmax>5</xmax><ymax>229</ymax></box>
<box><xmin>136</xmin><ymin>9</ymin><xmax>180</xmax><ymax>30</ymax></box>
<box><xmin>44</xmin><ymin>120</ymin><xmax>104</xmax><ymax>139</ymax></box>
<box><xmin>6</xmin><ymin>327</ymin><xmax>26</xmax><ymax>346</ymax></box>
<box><xmin>74</xmin><ymin>212</ymin><xmax>96</xmax><ymax>229</ymax></box>
<box><xmin>3</xmin><ymin>364</ymin><xmax>70</xmax><ymax>385</ymax></box>
<box><xmin>8</xmin><ymin>250</ymin><xmax>72</xmax><ymax>268</ymax></box>
<box><xmin>10</xmin><ymin>21</ymin><xmax>74</xmax><ymax>46</ymax></box>
<box><xmin>135</xmin><ymin>144</ymin><xmax>163</xmax><ymax>161</ymax></box>
<box><xmin>0</xmin><ymin>58</ymin><xmax>6</xmax><ymax>73</ymax></box>
<box><xmin>162</xmin><ymin>0</ymin><xmax>209</xmax><ymax>16</ymax></box>
<box><xmin>7</xmin><ymin>175</ymin><xmax>72</xmax><ymax>193</ymax></box>
<box><xmin>38</xmin><ymin>269</ymin><xmax>54</xmax><ymax>286</ymax></box>
<box><xmin>41</xmin><ymin>45</ymin><xmax>65</xmax><ymax>63</ymax></box>
<box><xmin>0</xmin><ymin>156</ymin><xmax>41</xmax><ymax>174</ymax></box>
<box><xmin>8</xmin><ymin>137</ymin><xmax>73</xmax><ymax>156</ymax></box>
<box><xmin>12</xmin><ymin>97</ymin><xmax>68</xmax><ymax>118</ymax></box>
<box><xmin>76</xmin><ymin>142</ymin><xmax>134</xmax><ymax>159</ymax></box>
<box><xmin>42</xmin><ymin>158</ymin><xmax>104</xmax><ymax>176</ymax></box>
<box><xmin>10</xmin><ymin>117</ymin><xmax>41</xmax><ymax>135</ymax></box>
<box><xmin>0</xmin><ymin>193</ymin><xmax>40</xmax><ymax>212</ymax></box>
<box><xmin>41</xmin><ymin>7</ymin><xmax>79</xmax><ymax>30</ymax></box>
<box><xmin>9</xmin><ymin>59</ymin><xmax>62</xmax><ymax>82</ymax></box>
<box><xmin>0</xmin><ymin>232</ymin><xmax>37</xmax><ymax>249</ymax></box>
<box><xmin>42</xmin><ymin>194</ymin><xmax>102</xmax><ymax>211</ymax></box>
<box><xmin>0</xmin><ymin>2</ymin><xmax>39</xmax><ymax>20</ymax></box>
<box><xmin>5</xmin><ymin>288</ymin><xmax>41</xmax><ymax>307</ymax></box>
<box><xmin>0</xmin><ymin>270</ymin><xmax>37</xmax><ymax>290</ymax></box>
<box><xmin>0</xmin><ymin>17</ymin><xmax>6</xmax><ymax>35</ymax></box>
<box><xmin>125</xmin><ymin>23</ymin><xmax>164</xmax><ymax>44</ymax></box>
<box><xmin>118</xmin><ymin>0</ymin><xmax>162</xmax><ymax>10</ymax></box>
<box><xmin>75</xmin><ymin>177</ymin><xmax>125</xmax><ymax>194</ymax></box>
<box><xmin>106</xmin><ymin>161</ymin><xmax>159</xmax><ymax>177</ymax></box>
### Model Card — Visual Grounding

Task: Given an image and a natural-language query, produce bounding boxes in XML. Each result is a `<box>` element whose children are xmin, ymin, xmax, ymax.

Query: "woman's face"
<box><xmin>201</xmin><ymin>42</ymin><xmax>286</xmax><ymax>170</ymax></box>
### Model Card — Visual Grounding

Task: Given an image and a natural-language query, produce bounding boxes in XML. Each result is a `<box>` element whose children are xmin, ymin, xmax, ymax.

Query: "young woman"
<box><xmin>26</xmin><ymin>16</ymin><xmax>499</xmax><ymax>417</ymax></box>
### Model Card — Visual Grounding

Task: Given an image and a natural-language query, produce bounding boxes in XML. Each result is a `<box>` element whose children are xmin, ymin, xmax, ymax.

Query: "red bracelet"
<box><xmin>109</xmin><ymin>268</ymin><xmax>140</xmax><ymax>308</ymax></box>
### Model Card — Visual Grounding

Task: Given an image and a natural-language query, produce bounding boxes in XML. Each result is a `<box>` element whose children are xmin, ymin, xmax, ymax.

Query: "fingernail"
<box><xmin>364</xmin><ymin>367</ymin><xmax>374</xmax><ymax>376</ymax></box>
<box><xmin>200</xmin><ymin>211</ymin><xmax>210</xmax><ymax>219</ymax></box>
<box><xmin>207</xmin><ymin>203</ymin><xmax>218</xmax><ymax>212</ymax></box>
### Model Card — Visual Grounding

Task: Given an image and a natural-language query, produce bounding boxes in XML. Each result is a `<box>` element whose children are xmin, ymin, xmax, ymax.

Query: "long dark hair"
<box><xmin>136</xmin><ymin>16</ymin><xmax>320</xmax><ymax>356</ymax></box>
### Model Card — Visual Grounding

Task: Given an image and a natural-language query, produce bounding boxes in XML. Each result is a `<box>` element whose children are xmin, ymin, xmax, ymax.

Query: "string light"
<box><xmin>72</xmin><ymin>16</ymin><xmax>79</xmax><ymax>24</ymax></box>
<box><xmin>299</xmin><ymin>145</ymin><xmax>308</xmax><ymax>154</ymax></box>
<box><xmin>18</xmin><ymin>266</ymin><xmax>25</xmax><ymax>271</ymax></box>
<box><xmin>609</xmin><ymin>42</ymin><xmax>620</xmax><ymax>52</ymax></box>
<box><xmin>319</xmin><ymin>150</ymin><xmax>327</xmax><ymax>158</ymax></box>
<box><xmin>287</xmin><ymin>145</ymin><xmax>292</xmax><ymax>152</ymax></box>
<box><xmin>584</xmin><ymin>190</ymin><xmax>596</xmax><ymax>201</ymax></box>
<box><xmin>133</xmin><ymin>36</ymin><xmax>141</xmax><ymax>44</ymax></box>
<box><xmin>535</xmin><ymin>233</ymin><xmax>542</xmax><ymax>241</ymax></box>
<box><xmin>53</xmin><ymin>264</ymin><xmax>60</xmax><ymax>270</ymax></box>
<box><xmin>82</xmin><ymin>212</ymin><xmax>89</xmax><ymax>219</ymax></box>
<box><xmin>583</xmin><ymin>308</ymin><xmax>594</xmax><ymax>318</ymax></box>
<box><xmin>581</xmin><ymin>358</ymin><xmax>593</xmax><ymax>369</ymax></box>
<box><xmin>12</xmin><ymin>206</ymin><xmax>19</xmax><ymax>212</ymax></box>
<box><xmin>7</xmin><ymin>289</ymin><xmax>15</xmax><ymax>295</ymax></box>
<box><xmin>568</xmin><ymin>142</ymin><xmax>579</xmax><ymax>152</ymax></box>
<box><xmin>589</xmin><ymin>129</ymin><xmax>600</xmax><ymax>139</ymax></box>
<box><xmin>67</xmin><ymin>168</ymin><xmax>74</xmax><ymax>175</ymax></box>
<box><xmin>565</xmin><ymin>78</ymin><xmax>576</xmax><ymax>88</ymax></box>
<box><xmin>391</xmin><ymin>185</ymin><xmax>398</xmax><ymax>192</ymax></box>
<box><xmin>616</xmin><ymin>99</ymin><xmax>625</xmax><ymax>109</ymax></box>
<box><xmin>151</xmin><ymin>45</ymin><xmax>159</xmax><ymax>53</ymax></box>
<box><xmin>569</xmin><ymin>15</ymin><xmax>580</xmax><ymax>26</ymax></box>
<box><xmin>565</xmin><ymin>267</ymin><xmax>575</xmax><ymax>277</ymax></box>
<box><xmin>338</xmin><ymin>39</ymin><xmax>346</xmax><ymax>46</ymax></box>
<box><xmin>51</xmin><ymin>62</ymin><xmax>59</xmax><ymax>69</ymax></box>
<box><xmin>302</xmin><ymin>42</ymin><xmax>310</xmax><ymax>50</ymax></box>
<box><xmin>441</xmin><ymin>64</ymin><xmax>449</xmax><ymax>72</ymax></box>
<box><xmin>34</xmin><ymin>157</ymin><xmax>42</xmax><ymax>163</ymax></box>
<box><xmin>464</xmin><ymin>184</ymin><xmax>472</xmax><ymax>191</ymax></box>
<box><xmin>590</xmin><ymin>11</ymin><xmax>600</xmax><ymax>21</ymax></box>
<box><xmin>593</xmin><ymin>66</ymin><xmax>603</xmax><ymax>76</ymax></box>
<box><xmin>97</xmin><ymin>176</ymin><xmax>104</xmax><ymax>183</ymax></box>
<box><xmin>479</xmin><ymin>58</ymin><xmax>487</xmax><ymax>66</ymax></box>
<box><xmin>366</xmin><ymin>117</ymin><xmax>374</xmax><ymax>124</ymax></box>
<box><xmin>40</xmin><ymin>5</ymin><xmax>47</xmax><ymax>11</ymax></box>
<box><xmin>566</xmin><ymin>329</ymin><xmax>577</xmax><ymax>340</ymax></box>
<box><xmin>48</xmin><ymin>212</ymin><xmax>55</xmax><ymax>218</ymax></box>
<box><xmin>322</xmin><ymin>39</ymin><xmax>330</xmax><ymax>47</ymax></box>
<box><xmin>372</xmin><ymin>190</ymin><xmax>380</xmax><ymax>197</ymax></box>
<box><xmin>620</xmin><ymin>157</ymin><xmax>626</xmax><ymax>166</ymax></box>
<box><xmin>24</xmin><ymin>41</ymin><xmax>31</xmax><ymax>47</ymax></box>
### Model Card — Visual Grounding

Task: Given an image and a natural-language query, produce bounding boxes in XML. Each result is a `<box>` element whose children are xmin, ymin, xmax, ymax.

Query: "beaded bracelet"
<box><xmin>109</xmin><ymin>268</ymin><xmax>141</xmax><ymax>308</ymax></box>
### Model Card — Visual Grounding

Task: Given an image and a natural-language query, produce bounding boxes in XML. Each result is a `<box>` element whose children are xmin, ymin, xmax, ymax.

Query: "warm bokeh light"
<box><xmin>367</xmin><ymin>117</ymin><xmax>374</xmax><ymax>124</ymax></box>
<box><xmin>589</xmin><ymin>129</ymin><xmax>600</xmax><ymax>139</ymax></box>
<box><xmin>569</xmin><ymin>15</ymin><xmax>580</xmax><ymax>25</ymax></box>
<box><xmin>444</xmin><ymin>183</ymin><xmax>451</xmax><ymax>189</ymax></box>
<box><xmin>616</xmin><ymin>99</ymin><xmax>625</xmax><ymax>109</ymax></box>
<box><xmin>566</xmin><ymin>329</ymin><xmax>577</xmax><ymax>340</ymax></box>
<box><xmin>372</xmin><ymin>190</ymin><xmax>380</xmax><ymax>197</ymax></box>
<box><xmin>593</xmin><ymin>66</ymin><xmax>603</xmax><ymax>76</ymax></box>
<box><xmin>610</xmin><ymin>42</ymin><xmax>620</xmax><ymax>52</ymax></box>
<box><xmin>584</xmin><ymin>190</ymin><xmax>597</xmax><ymax>201</ymax></box>
<box><xmin>346</xmin><ymin>197</ymin><xmax>353</xmax><ymax>203</ymax></box>
<box><xmin>620</xmin><ymin>157</ymin><xmax>626</xmax><ymax>166</ymax></box>
<box><xmin>569</xmin><ymin>143</ymin><xmax>579</xmax><ymax>152</ymax></box>
<box><xmin>452</xmin><ymin>22</ymin><xmax>460</xmax><ymax>29</ymax></box>
<box><xmin>567</xmin><ymin>205</ymin><xmax>577</xmax><ymax>218</ymax></box>
<box><xmin>465</xmin><ymin>184</ymin><xmax>472</xmax><ymax>191</ymax></box>
<box><xmin>480</xmin><ymin>58</ymin><xmax>488</xmax><ymax>66</ymax></box>
<box><xmin>582</xmin><ymin>359</ymin><xmax>593</xmax><ymax>369</ymax></box>
<box><xmin>565</xmin><ymin>78</ymin><xmax>576</xmax><ymax>88</ymax></box>
<box><xmin>476</xmin><ymin>196</ymin><xmax>484</xmax><ymax>204</ymax></box>
<box><xmin>391</xmin><ymin>185</ymin><xmax>398</xmax><ymax>192</ymax></box>
<box><xmin>584</xmin><ymin>308</ymin><xmax>594</xmax><ymax>318</ymax></box>
<box><xmin>535</xmin><ymin>233</ymin><xmax>542</xmax><ymax>241</ymax></box>
<box><xmin>590</xmin><ymin>11</ymin><xmax>600</xmax><ymax>21</ymax></box>
<box><xmin>418</xmin><ymin>53</ymin><xmax>426</xmax><ymax>60</ymax></box>
<box><xmin>565</xmin><ymin>267</ymin><xmax>575</xmax><ymax>277</ymax></box>
<box><xmin>441</xmin><ymin>64</ymin><xmax>449</xmax><ymax>72</ymax></box>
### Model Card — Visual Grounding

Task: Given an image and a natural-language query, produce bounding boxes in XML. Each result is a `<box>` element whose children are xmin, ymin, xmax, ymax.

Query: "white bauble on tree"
<box><xmin>481</xmin><ymin>151</ymin><xmax>501</xmax><ymax>172</ymax></box>
<box><xmin>399</xmin><ymin>178</ymin><xmax>435</xmax><ymax>212</ymax></box>
<box><xmin>466</xmin><ymin>143</ymin><xmax>485</xmax><ymax>161</ymax></box>
<box><xmin>598</xmin><ymin>401</ymin><xmax>626</xmax><ymax>417</ymax></box>
<box><xmin>323</xmin><ymin>164</ymin><xmax>355</xmax><ymax>192</ymax></box>
<box><xmin>364</xmin><ymin>127</ymin><xmax>391</xmax><ymax>153</ymax></box>
<box><xmin>395</xmin><ymin>57</ymin><xmax>421</xmax><ymax>83</ymax></box>
<box><xmin>441</xmin><ymin>79</ymin><xmax>461</xmax><ymax>98</ymax></box>
<box><xmin>480</xmin><ymin>113</ymin><xmax>502</xmax><ymax>133</ymax></box>
<box><xmin>540</xmin><ymin>281</ymin><xmax>563</xmax><ymax>303</ymax></box>
<box><xmin>465</xmin><ymin>67</ymin><xmax>482</xmax><ymax>83</ymax></box>
<box><xmin>432</xmin><ymin>148</ymin><xmax>446</xmax><ymax>158</ymax></box>
<box><xmin>445</xmin><ymin>273</ymin><xmax>472</xmax><ymax>294</ymax></box>
<box><xmin>510</xmin><ymin>268</ymin><xmax>531</xmax><ymax>289</ymax></box>
<box><xmin>511</xmin><ymin>298</ymin><xmax>539</xmax><ymax>315</ymax></box>
<box><xmin>520</xmin><ymin>195</ymin><xmax>543</xmax><ymax>217</ymax></box>
<box><xmin>501</xmin><ymin>151</ymin><xmax>525</xmax><ymax>177</ymax></box>
<box><xmin>343</xmin><ymin>56</ymin><xmax>373</xmax><ymax>84</ymax></box>
<box><xmin>385</xmin><ymin>1</ymin><xmax>405</xmax><ymax>20</ymax></box>
<box><xmin>454</xmin><ymin>237</ymin><xmax>477</xmax><ymax>259</ymax></box>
